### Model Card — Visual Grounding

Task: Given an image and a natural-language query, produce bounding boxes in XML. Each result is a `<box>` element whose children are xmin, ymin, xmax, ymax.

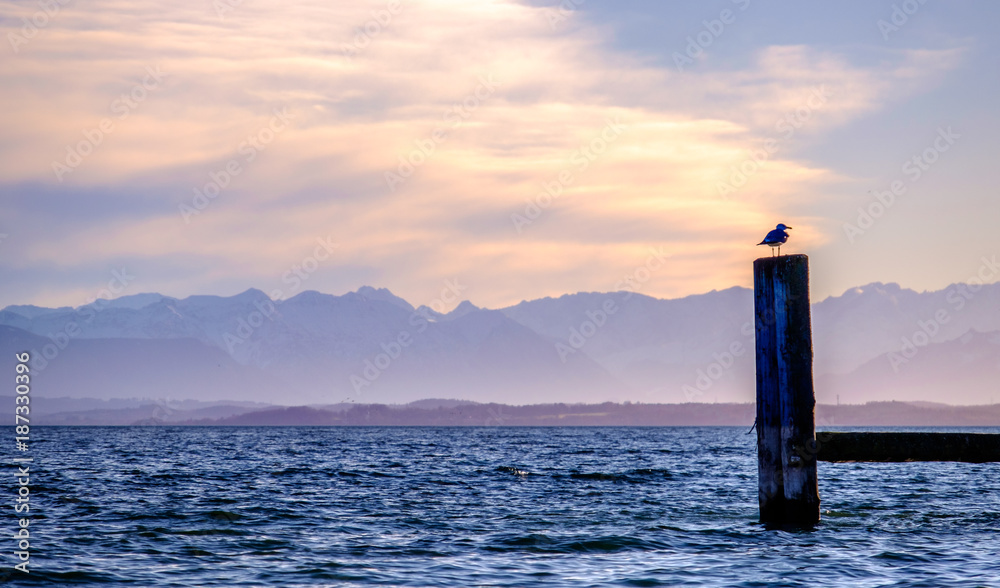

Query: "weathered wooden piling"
<box><xmin>754</xmin><ymin>254</ymin><xmax>820</xmax><ymax>526</ymax></box>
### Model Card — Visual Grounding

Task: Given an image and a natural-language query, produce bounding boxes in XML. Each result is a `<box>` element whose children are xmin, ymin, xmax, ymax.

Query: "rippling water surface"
<box><xmin>5</xmin><ymin>426</ymin><xmax>1000</xmax><ymax>586</ymax></box>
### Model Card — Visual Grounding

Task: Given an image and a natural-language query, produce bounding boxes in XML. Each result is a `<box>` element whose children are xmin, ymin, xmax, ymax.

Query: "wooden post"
<box><xmin>754</xmin><ymin>254</ymin><xmax>820</xmax><ymax>526</ymax></box>
<box><xmin>817</xmin><ymin>432</ymin><xmax>1000</xmax><ymax>463</ymax></box>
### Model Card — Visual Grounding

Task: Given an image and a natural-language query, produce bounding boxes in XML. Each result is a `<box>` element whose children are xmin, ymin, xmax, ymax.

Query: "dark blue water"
<box><xmin>4</xmin><ymin>426</ymin><xmax>1000</xmax><ymax>586</ymax></box>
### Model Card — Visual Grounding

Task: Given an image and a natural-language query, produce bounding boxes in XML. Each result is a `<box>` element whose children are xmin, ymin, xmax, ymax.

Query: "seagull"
<box><xmin>757</xmin><ymin>224</ymin><xmax>792</xmax><ymax>256</ymax></box>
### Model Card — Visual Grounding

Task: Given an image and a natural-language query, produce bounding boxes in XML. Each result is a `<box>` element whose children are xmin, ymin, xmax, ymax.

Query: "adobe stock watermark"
<box><xmin>179</xmin><ymin>107</ymin><xmax>293</xmax><ymax>223</ymax></box>
<box><xmin>51</xmin><ymin>65</ymin><xmax>168</xmax><ymax>182</ymax></box>
<box><xmin>213</xmin><ymin>0</ymin><xmax>244</xmax><ymax>21</ymax></box>
<box><xmin>385</xmin><ymin>75</ymin><xmax>499</xmax><ymax>192</ymax></box>
<box><xmin>555</xmin><ymin>246</ymin><xmax>668</xmax><ymax>362</ymax></box>
<box><xmin>134</xmin><ymin>398</ymin><xmax>180</xmax><ymax>425</ymax></box>
<box><xmin>222</xmin><ymin>297</ymin><xmax>279</xmax><ymax>356</ymax></box>
<box><xmin>29</xmin><ymin>267</ymin><xmax>137</xmax><ymax>372</ymax></box>
<box><xmin>681</xmin><ymin>286</ymin><xmax>807</xmax><ymax>401</ymax></box>
<box><xmin>682</xmin><ymin>321</ymin><xmax>753</xmax><ymax>401</ymax></box>
<box><xmin>843</xmin><ymin>126</ymin><xmax>959</xmax><ymax>244</ymax></box>
<box><xmin>341</xmin><ymin>0</ymin><xmax>404</xmax><ymax>59</ymax></box>
<box><xmin>349</xmin><ymin>278</ymin><xmax>468</xmax><ymax>395</ymax></box>
<box><xmin>268</xmin><ymin>236</ymin><xmax>340</xmax><ymax>298</ymax></box>
<box><xmin>788</xmin><ymin>415</ymin><xmax>838</xmax><ymax>465</ymax></box>
<box><xmin>223</xmin><ymin>236</ymin><xmax>339</xmax><ymax>354</ymax></box>
<box><xmin>887</xmin><ymin>254</ymin><xmax>999</xmax><ymax>372</ymax></box>
<box><xmin>485</xmin><ymin>405</ymin><xmax>509</xmax><ymax>426</ymax></box>
<box><xmin>511</xmin><ymin>116</ymin><xmax>625</xmax><ymax>233</ymax></box>
<box><xmin>717</xmin><ymin>84</ymin><xmax>833</xmax><ymax>198</ymax></box>
<box><xmin>877</xmin><ymin>0</ymin><xmax>930</xmax><ymax>42</ymax></box>
<box><xmin>7</xmin><ymin>0</ymin><xmax>73</xmax><ymax>54</ymax></box>
<box><xmin>672</xmin><ymin>0</ymin><xmax>750</xmax><ymax>72</ymax></box>
<box><xmin>544</xmin><ymin>0</ymin><xmax>585</xmax><ymax>29</ymax></box>
<box><xmin>149</xmin><ymin>398</ymin><xmax>179</xmax><ymax>422</ymax></box>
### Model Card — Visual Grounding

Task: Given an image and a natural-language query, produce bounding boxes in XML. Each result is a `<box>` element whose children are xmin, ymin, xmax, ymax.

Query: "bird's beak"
<box><xmin>786</xmin><ymin>226</ymin><xmax>793</xmax><ymax>229</ymax></box>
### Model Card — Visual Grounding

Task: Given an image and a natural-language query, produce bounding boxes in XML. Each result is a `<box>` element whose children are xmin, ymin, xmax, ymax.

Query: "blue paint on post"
<box><xmin>754</xmin><ymin>254</ymin><xmax>820</xmax><ymax>526</ymax></box>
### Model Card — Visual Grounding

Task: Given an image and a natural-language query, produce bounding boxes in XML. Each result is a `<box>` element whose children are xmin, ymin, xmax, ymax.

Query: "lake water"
<box><xmin>5</xmin><ymin>426</ymin><xmax>1000</xmax><ymax>586</ymax></box>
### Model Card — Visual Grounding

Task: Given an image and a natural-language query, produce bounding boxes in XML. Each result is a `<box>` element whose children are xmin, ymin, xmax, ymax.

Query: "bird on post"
<box><xmin>757</xmin><ymin>224</ymin><xmax>792</xmax><ymax>256</ymax></box>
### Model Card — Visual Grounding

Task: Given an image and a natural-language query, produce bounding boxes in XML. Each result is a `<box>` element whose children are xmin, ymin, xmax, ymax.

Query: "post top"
<box><xmin>754</xmin><ymin>253</ymin><xmax>809</xmax><ymax>266</ymax></box>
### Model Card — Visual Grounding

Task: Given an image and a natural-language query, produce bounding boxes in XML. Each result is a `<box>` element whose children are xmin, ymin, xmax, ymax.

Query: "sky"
<box><xmin>1</xmin><ymin>0</ymin><xmax>998</xmax><ymax>311</ymax></box>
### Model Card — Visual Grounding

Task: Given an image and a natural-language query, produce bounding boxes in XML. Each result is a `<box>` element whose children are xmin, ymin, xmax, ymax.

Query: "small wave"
<box><xmin>489</xmin><ymin>533</ymin><xmax>555</xmax><ymax>550</ymax></box>
<box><xmin>571</xmin><ymin>472</ymin><xmax>627</xmax><ymax>482</ymax></box>
<box><xmin>821</xmin><ymin>509</ymin><xmax>858</xmax><ymax>518</ymax></box>
<box><xmin>14</xmin><ymin>569</ymin><xmax>132</xmax><ymax>584</ymax></box>
<box><xmin>174</xmin><ymin>528</ymin><xmax>247</xmax><ymax>536</ymax></box>
<box><xmin>270</xmin><ymin>467</ymin><xmax>314</xmax><ymax>476</ymax></box>
<box><xmin>368</xmin><ymin>471</ymin><xmax>405</xmax><ymax>478</ymax></box>
<box><xmin>496</xmin><ymin>466</ymin><xmax>531</xmax><ymax>476</ymax></box>
<box><xmin>630</xmin><ymin>468</ymin><xmax>673</xmax><ymax>478</ymax></box>
<box><xmin>238</xmin><ymin>538</ymin><xmax>295</xmax><ymax>554</ymax></box>
<box><xmin>487</xmin><ymin>533</ymin><xmax>665</xmax><ymax>554</ymax></box>
<box><xmin>873</xmin><ymin>551</ymin><xmax>933</xmax><ymax>563</ymax></box>
<box><xmin>568</xmin><ymin>468</ymin><xmax>671</xmax><ymax>483</ymax></box>
<box><xmin>204</xmin><ymin>497</ymin><xmax>239</xmax><ymax>505</ymax></box>
<box><xmin>563</xmin><ymin>536</ymin><xmax>667</xmax><ymax>553</ymax></box>
<box><xmin>119</xmin><ymin>511</ymin><xmax>189</xmax><ymax>521</ymax></box>
<box><xmin>206</xmin><ymin>510</ymin><xmax>244</xmax><ymax>522</ymax></box>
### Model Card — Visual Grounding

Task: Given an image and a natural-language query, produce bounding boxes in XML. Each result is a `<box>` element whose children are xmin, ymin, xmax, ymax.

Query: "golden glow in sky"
<box><xmin>1</xmin><ymin>0</ymin><xmax>996</xmax><ymax>309</ymax></box>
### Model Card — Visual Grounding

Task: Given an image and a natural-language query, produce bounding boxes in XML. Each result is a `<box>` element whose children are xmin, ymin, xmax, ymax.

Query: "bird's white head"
<box><xmin>776</xmin><ymin>223</ymin><xmax>792</xmax><ymax>231</ymax></box>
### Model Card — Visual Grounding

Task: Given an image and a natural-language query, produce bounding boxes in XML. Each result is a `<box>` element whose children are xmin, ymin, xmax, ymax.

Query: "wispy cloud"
<box><xmin>0</xmin><ymin>0</ymin><xmax>971</xmax><ymax>308</ymax></box>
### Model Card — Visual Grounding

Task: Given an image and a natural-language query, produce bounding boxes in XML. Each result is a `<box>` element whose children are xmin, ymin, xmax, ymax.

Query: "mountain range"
<box><xmin>1</xmin><ymin>281</ymin><xmax>998</xmax><ymax>406</ymax></box>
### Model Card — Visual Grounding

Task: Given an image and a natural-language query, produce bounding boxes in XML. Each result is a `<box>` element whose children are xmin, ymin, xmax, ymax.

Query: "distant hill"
<box><xmin>0</xmin><ymin>325</ymin><xmax>284</xmax><ymax>403</ymax></box>
<box><xmin>189</xmin><ymin>401</ymin><xmax>1000</xmax><ymax>427</ymax></box>
<box><xmin>12</xmin><ymin>396</ymin><xmax>999</xmax><ymax>427</ymax></box>
<box><xmin>2</xmin><ymin>281</ymin><xmax>999</xmax><ymax>405</ymax></box>
<box><xmin>0</xmin><ymin>395</ymin><xmax>269</xmax><ymax>426</ymax></box>
<box><xmin>818</xmin><ymin>330</ymin><xmax>1000</xmax><ymax>405</ymax></box>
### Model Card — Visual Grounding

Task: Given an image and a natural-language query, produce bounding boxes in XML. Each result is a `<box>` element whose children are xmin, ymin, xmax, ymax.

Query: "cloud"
<box><xmin>0</xmin><ymin>0</ymin><xmax>967</xmax><ymax>308</ymax></box>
